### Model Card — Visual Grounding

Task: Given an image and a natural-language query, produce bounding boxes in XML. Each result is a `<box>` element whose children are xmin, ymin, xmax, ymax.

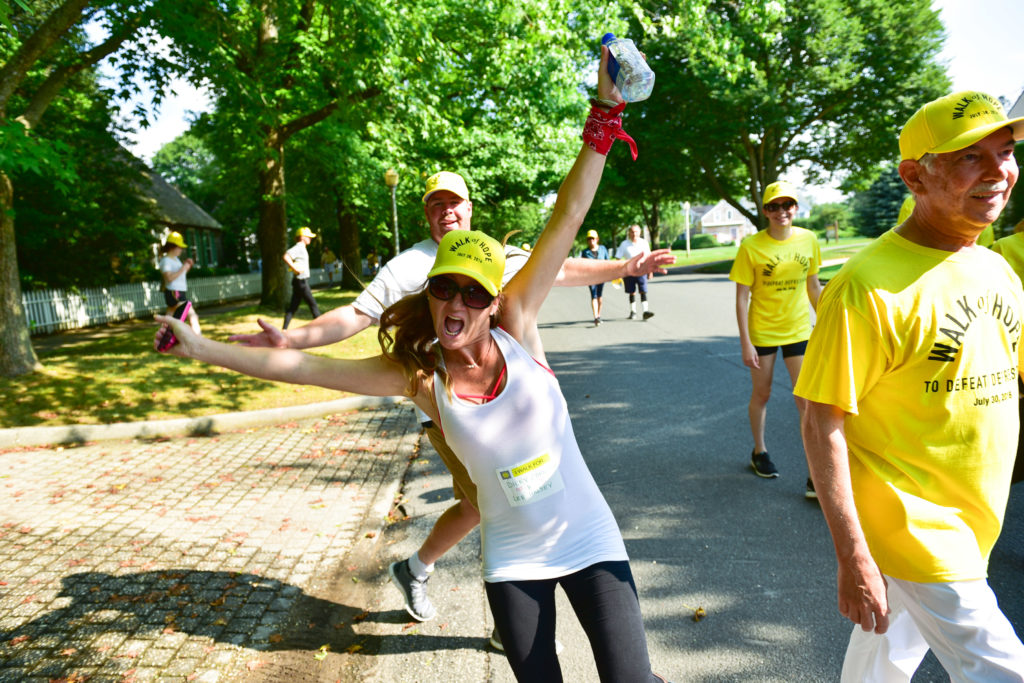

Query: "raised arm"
<box><xmin>802</xmin><ymin>400</ymin><xmax>890</xmax><ymax>635</ymax></box>
<box><xmin>502</xmin><ymin>45</ymin><xmax>627</xmax><ymax>339</ymax></box>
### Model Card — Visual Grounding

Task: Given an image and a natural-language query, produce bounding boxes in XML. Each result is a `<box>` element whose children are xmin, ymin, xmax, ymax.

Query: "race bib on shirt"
<box><xmin>495</xmin><ymin>453</ymin><xmax>565</xmax><ymax>507</ymax></box>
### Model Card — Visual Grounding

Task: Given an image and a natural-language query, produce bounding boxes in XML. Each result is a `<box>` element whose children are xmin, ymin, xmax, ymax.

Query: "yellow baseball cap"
<box><xmin>422</xmin><ymin>171</ymin><xmax>470</xmax><ymax>203</ymax></box>
<box><xmin>762</xmin><ymin>181</ymin><xmax>799</xmax><ymax>206</ymax></box>
<box><xmin>427</xmin><ymin>231</ymin><xmax>505</xmax><ymax>296</ymax></box>
<box><xmin>296</xmin><ymin>226</ymin><xmax>316</xmax><ymax>239</ymax></box>
<box><xmin>586</xmin><ymin>229</ymin><xmax>599</xmax><ymax>239</ymax></box>
<box><xmin>899</xmin><ymin>91</ymin><xmax>1024</xmax><ymax>161</ymax></box>
<box><xmin>165</xmin><ymin>231</ymin><xmax>187</xmax><ymax>248</ymax></box>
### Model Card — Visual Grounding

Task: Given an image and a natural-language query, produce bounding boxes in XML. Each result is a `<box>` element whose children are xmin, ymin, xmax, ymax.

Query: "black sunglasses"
<box><xmin>764</xmin><ymin>199</ymin><xmax>797</xmax><ymax>212</ymax></box>
<box><xmin>427</xmin><ymin>275</ymin><xmax>495</xmax><ymax>309</ymax></box>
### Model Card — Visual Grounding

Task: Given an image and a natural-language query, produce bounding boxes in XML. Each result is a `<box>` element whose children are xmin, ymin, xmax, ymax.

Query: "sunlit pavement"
<box><xmin>0</xmin><ymin>406</ymin><xmax>417</xmax><ymax>681</ymax></box>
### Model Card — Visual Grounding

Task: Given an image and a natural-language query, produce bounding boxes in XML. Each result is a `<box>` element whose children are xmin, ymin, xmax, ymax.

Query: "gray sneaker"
<box><xmin>805</xmin><ymin>477</ymin><xmax>818</xmax><ymax>500</ymax></box>
<box><xmin>750</xmin><ymin>451</ymin><xmax>779</xmax><ymax>478</ymax></box>
<box><xmin>389</xmin><ymin>560</ymin><xmax>437</xmax><ymax>621</ymax></box>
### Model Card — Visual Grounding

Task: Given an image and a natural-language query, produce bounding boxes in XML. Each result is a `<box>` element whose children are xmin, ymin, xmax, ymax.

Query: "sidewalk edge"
<box><xmin>0</xmin><ymin>395</ymin><xmax>407</xmax><ymax>449</ymax></box>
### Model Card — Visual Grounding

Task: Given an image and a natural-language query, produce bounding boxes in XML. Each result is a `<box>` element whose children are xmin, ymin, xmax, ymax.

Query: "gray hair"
<box><xmin>917</xmin><ymin>153</ymin><xmax>937</xmax><ymax>171</ymax></box>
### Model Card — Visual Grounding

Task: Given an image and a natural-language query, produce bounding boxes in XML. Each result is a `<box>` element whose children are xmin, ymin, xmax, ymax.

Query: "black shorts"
<box><xmin>163</xmin><ymin>290</ymin><xmax>187</xmax><ymax>308</ymax></box>
<box><xmin>754</xmin><ymin>340</ymin><xmax>808</xmax><ymax>358</ymax></box>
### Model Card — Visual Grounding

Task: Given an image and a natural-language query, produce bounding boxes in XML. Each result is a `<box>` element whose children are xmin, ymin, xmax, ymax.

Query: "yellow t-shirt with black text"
<box><xmin>795</xmin><ymin>229</ymin><xmax>1024</xmax><ymax>582</ymax></box>
<box><xmin>729</xmin><ymin>227</ymin><xmax>821</xmax><ymax>346</ymax></box>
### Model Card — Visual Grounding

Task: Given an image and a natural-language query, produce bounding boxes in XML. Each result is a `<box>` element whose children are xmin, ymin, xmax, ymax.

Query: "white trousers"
<box><xmin>841</xmin><ymin>576</ymin><xmax>1024</xmax><ymax>682</ymax></box>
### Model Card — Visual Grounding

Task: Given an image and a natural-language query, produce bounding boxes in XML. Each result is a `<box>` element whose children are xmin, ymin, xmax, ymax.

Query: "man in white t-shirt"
<box><xmin>616</xmin><ymin>224</ymin><xmax>654</xmax><ymax>320</ymax></box>
<box><xmin>282</xmin><ymin>226</ymin><xmax>321</xmax><ymax>329</ymax></box>
<box><xmin>229</xmin><ymin>171</ymin><xmax>675</xmax><ymax>636</ymax></box>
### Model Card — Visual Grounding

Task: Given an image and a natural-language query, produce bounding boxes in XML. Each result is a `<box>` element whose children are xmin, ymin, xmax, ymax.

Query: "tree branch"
<box><xmin>0</xmin><ymin>0</ymin><xmax>91</xmax><ymax>114</ymax></box>
<box><xmin>20</xmin><ymin>13</ymin><xmax>146</xmax><ymax>129</ymax></box>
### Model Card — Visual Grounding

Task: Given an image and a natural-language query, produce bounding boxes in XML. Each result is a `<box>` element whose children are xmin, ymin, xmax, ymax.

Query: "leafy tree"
<box><xmin>157</xmin><ymin>0</ymin><xmax>626</xmax><ymax>309</ymax></box>
<box><xmin>635</xmin><ymin>0</ymin><xmax>949</xmax><ymax>230</ymax></box>
<box><xmin>802</xmin><ymin>201</ymin><xmax>853</xmax><ymax>236</ymax></box>
<box><xmin>0</xmin><ymin>0</ymin><xmax>184</xmax><ymax>376</ymax></box>
<box><xmin>150</xmin><ymin>132</ymin><xmax>218</xmax><ymax>211</ymax></box>
<box><xmin>999</xmin><ymin>145</ymin><xmax>1024</xmax><ymax>237</ymax></box>
<box><xmin>13</xmin><ymin>72</ymin><xmax>156</xmax><ymax>290</ymax></box>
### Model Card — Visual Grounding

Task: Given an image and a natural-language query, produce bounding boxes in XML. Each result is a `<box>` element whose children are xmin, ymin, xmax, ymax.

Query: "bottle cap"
<box><xmin>602</xmin><ymin>33</ymin><xmax>615</xmax><ymax>45</ymax></box>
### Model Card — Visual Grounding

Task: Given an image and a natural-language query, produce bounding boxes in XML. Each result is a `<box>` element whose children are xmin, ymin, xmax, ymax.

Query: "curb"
<box><xmin>0</xmin><ymin>395</ymin><xmax>407</xmax><ymax>449</ymax></box>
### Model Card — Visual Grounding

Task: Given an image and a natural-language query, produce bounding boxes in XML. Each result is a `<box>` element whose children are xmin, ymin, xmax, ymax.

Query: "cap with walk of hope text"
<box><xmin>900</xmin><ymin>90</ymin><xmax>1024</xmax><ymax>161</ymax></box>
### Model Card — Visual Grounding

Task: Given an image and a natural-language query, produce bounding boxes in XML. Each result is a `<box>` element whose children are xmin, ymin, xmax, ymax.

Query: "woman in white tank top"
<box><xmin>154</xmin><ymin>46</ymin><xmax>669</xmax><ymax>683</ymax></box>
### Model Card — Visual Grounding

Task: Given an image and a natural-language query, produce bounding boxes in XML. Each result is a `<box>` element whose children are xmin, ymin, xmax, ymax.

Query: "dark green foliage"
<box><xmin>999</xmin><ymin>145</ymin><xmax>1024</xmax><ymax>236</ymax></box>
<box><xmin>851</xmin><ymin>167</ymin><xmax>905</xmax><ymax>237</ymax></box>
<box><xmin>11</xmin><ymin>70</ymin><xmax>158</xmax><ymax>290</ymax></box>
<box><xmin>635</xmin><ymin>0</ymin><xmax>949</xmax><ymax>228</ymax></box>
<box><xmin>802</xmin><ymin>202</ymin><xmax>855</xmax><ymax>235</ymax></box>
<box><xmin>679</xmin><ymin>233</ymin><xmax>721</xmax><ymax>250</ymax></box>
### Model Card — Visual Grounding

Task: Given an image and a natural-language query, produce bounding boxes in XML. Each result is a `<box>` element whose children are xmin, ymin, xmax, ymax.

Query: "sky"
<box><xmin>109</xmin><ymin>2</ymin><xmax>1024</xmax><ymax>171</ymax></box>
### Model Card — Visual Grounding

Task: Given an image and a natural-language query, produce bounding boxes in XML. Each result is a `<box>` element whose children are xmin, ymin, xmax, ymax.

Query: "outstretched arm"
<box><xmin>502</xmin><ymin>45</ymin><xmax>626</xmax><ymax>345</ymax></box>
<box><xmin>556</xmin><ymin>249</ymin><xmax>675</xmax><ymax>285</ymax></box>
<box><xmin>228</xmin><ymin>305</ymin><xmax>375</xmax><ymax>349</ymax></box>
<box><xmin>802</xmin><ymin>401</ymin><xmax>890</xmax><ymax>634</ymax></box>
<box><xmin>156</xmin><ymin>314</ymin><xmax>408</xmax><ymax>398</ymax></box>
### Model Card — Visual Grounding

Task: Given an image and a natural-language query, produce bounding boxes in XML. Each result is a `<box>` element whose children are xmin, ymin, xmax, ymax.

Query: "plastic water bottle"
<box><xmin>602</xmin><ymin>33</ymin><xmax>655</xmax><ymax>103</ymax></box>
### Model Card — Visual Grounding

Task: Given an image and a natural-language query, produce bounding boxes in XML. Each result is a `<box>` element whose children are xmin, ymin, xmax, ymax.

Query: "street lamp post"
<box><xmin>384</xmin><ymin>169</ymin><xmax>399</xmax><ymax>259</ymax></box>
<box><xmin>683</xmin><ymin>201</ymin><xmax>691</xmax><ymax>258</ymax></box>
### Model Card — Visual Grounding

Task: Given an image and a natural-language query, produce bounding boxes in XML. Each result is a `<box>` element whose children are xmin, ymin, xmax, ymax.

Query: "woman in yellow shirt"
<box><xmin>729</xmin><ymin>181</ymin><xmax>822</xmax><ymax>495</ymax></box>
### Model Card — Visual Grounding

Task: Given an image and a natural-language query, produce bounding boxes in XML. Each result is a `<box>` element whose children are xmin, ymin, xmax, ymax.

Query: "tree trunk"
<box><xmin>640</xmin><ymin>199</ymin><xmax>662</xmax><ymax>249</ymax></box>
<box><xmin>335</xmin><ymin>196</ymin><xmax>362</xmax><ymax>289</ymax></box>
<box><xmin>257</xmin><ymin>130</ymin><xmax>288</xmax><ymax>309</ymax></box>
<box><xmin>0</xmin><ymin>170</ymin><xmax>42</xmax><ymax>377</ymax></box>
<box><xmin>648</xmin><ymin>200</ymin><xmax>661</xmax><ymax>249</ymax></box>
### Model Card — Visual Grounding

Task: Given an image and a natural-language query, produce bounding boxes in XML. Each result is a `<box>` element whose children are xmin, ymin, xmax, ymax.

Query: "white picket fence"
<box><xmin>22</xmin><ymin>269</ymin><xmax>329</xmax><ymax>336</ymax></box>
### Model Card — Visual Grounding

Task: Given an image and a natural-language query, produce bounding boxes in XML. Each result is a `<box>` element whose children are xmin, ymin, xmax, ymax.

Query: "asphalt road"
<box><xmin>360</xmin><ymin>269</ymin><xmax>1024</xmax><ymax>682</ymax></box>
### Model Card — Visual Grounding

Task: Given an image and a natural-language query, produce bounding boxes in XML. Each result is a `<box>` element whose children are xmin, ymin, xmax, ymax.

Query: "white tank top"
<box><xmin>434</xmin><ymin>327</ymin><xmax>627</xmax><ymax>582</ymax></box>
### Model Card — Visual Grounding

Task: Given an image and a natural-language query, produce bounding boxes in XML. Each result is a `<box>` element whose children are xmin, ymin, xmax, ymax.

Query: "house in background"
<box><xmin>696</xmin><ymin>199</ymin><xmax>757</xmax><ymax>244</ymax></box>
<box><xmin>141</xmin><ymin>167</ymin><xmax>223</xmax><ymax>269</ymax></box>
<box><xmin>116</xmin><ymin>146</ymin><xmax>223</xmax><ymax>270</ymax></box>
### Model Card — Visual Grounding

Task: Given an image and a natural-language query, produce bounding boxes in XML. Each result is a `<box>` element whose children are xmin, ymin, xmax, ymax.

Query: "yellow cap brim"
<box><xmin>426</xmin><ymin>265</ymin><xmax>500</xmax><ymax>297</ymax></box>
<box><xmin>928</xmin><ymin>119</ymin><xmax>1024</xmax><ymax>156</ymax></box>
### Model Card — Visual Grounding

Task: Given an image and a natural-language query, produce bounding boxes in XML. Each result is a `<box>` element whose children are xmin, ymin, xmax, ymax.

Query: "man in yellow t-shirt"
<box><xmin>730</xmin><ymin>180</ymin><xmax>822</xmax><ymax>488</ymax></box>
<box><xmin>796</xmin><ymin>91</ymin><xmax>1024</xmax><ymax>680</ymax></box>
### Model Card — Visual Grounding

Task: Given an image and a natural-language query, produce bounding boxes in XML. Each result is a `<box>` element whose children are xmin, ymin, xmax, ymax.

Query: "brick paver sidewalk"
<box><xmin>0</xmin><ymin>404</ymin><xmax>419</xmax><ymax>682</ymax></box>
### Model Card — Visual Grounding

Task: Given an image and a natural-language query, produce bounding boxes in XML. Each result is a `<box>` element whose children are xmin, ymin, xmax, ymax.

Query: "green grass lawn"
<box><xmin>2</xmin><ymin>288</ymin><xmax>380</xmax><ymax>429</ymax></box>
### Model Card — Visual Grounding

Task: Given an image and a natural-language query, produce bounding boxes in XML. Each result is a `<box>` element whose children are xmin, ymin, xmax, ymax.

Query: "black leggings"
<box><xmin>283</xmin><ymin>277</ymin><xmax>321</xmax><ymax>329</ymax></box>
<box><xmin>485</xmin><ymin>560</ymin><xmax>658</xmax><ymax>682</ymax></box>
